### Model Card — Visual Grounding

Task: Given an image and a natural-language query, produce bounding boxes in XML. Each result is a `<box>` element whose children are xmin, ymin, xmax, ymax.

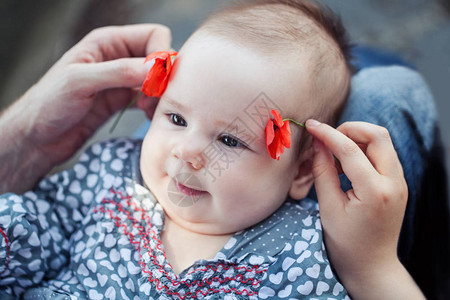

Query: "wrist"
<box><xmin>341</xmin><ymin>258</ymin><xmax>425</xmax><ymax>300</ymax></box>
<box><xmin>0</xmin><ymin>94</ymin><xmax>53</xmax><ymax>194</ymax></box>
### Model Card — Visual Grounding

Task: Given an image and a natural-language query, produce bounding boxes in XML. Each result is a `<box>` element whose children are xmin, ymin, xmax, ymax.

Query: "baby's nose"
<box><xmin>172</xmin><ymin>142</ymin><xmax>207</xmax><ymax>171</ymax></box>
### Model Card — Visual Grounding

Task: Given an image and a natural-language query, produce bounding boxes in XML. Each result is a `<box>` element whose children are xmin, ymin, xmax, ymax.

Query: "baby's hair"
<box><xmin>195</xmin><ymin>0</ymin><xmax>353</xmax><ymax>155</ymax></box>
<box><xmin>201</xmin><ymin>0</ymin><xmax>353</xmax><ymax>68</ymax></box>
<box><xmin>197</xmin><ymin>0</ymin><xmax>353</xmax><ymax>127</ymax></box>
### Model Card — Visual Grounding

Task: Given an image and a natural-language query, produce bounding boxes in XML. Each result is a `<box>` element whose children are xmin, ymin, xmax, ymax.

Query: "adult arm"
<box><xmin>306</xmin><ymin>120</ymin><xmax>425</xmax><ymax>300</ymax></box>
<box><xmin>0</xmin><ymin>24</ymin><xmax>170</xmax><ymax>194</ymax></box>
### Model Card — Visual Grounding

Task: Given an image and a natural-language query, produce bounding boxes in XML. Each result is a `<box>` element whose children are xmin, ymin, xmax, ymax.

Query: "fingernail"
<box><xmin>306</xmin><ymin>119</ymin><xmax>320</xmax><ymax>128</ymax></box>
<box><xmin>143</xmin><ymin>59</ymin><xmax>155</xmax><ymax>72</ymax></box>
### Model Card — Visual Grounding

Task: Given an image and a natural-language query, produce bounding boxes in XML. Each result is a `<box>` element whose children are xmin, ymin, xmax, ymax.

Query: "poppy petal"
<box><xmin>273</xmin><ymin>133</ymin><xmax>285</xmax><ymax>160</ymax></box>
<box><xmin>280</xmin><ymin>120</ymin><xmax>291</xmax><ymax>148</ymax></box>
<box><xmin>142</xmin><ymin>59</ymin><xmax>167</xmax><ymax>97</ymax></box>
<box><xmin>144</xmin><ymin>51</ymin><xmax>178</xmax><ymax>63</ymax></box>
<box><xmin>270</xmin><ymin>109</ymin><xmax>283</xmax><ymax>128</ymax></box>
<box><xmin>141</xmin><ymin>51</ymin><xmax>178</xmax><ymax>97</ymax></box>
<box><xmin>265</xmin><ymin>119</ymin><xmax>279</xmax><ymax>159</ymax></box>
<box><xmin>265</xmin><ymin>119</ymin><xmax>275</xmax><ymax>145</ymax></box>
<box><xmin>268</xmin><ymin>132</ymin><xmax>283</xmax><ymax>160</ymax></box>
<box><xmin>264</xmin><ymin>109</ymin><xmax>293</xmax><ymax>159</ymax></box>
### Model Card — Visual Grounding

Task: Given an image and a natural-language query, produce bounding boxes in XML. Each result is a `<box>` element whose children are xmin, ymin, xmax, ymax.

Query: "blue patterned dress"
<box><xmin>0</xmin><ymin>138</ymin><xmax>349</xmax><ymax>299</ymax></box>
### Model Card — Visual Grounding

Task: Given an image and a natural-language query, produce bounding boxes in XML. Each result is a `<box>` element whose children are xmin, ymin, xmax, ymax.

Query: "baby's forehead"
<box><xmin>174</xmin><ymin>35</ymin><xmax>320</xmax><ymax>122</ymax></box>
<box><xmin>199</xmin><ymin>7</ymin><xmax>325</xmax><ymax>55</ymax></box>
<box><xmin>191</xmin><ymin>8</ymin><xmax>348</xmax><ymax>102</ymax></box>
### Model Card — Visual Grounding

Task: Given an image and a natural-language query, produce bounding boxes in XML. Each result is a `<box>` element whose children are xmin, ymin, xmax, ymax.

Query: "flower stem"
<box><xmin>283</xmin><ymin>118</ymin><xmax>305</xmax><ymax>128</ymax></box>
<box><xmin>109</xmin><ymin>93</ymin><xmax>140</xmax><ymax>134</ymax></box>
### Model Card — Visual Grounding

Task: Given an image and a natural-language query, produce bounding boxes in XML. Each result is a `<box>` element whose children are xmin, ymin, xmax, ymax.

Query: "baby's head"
<box><xmin>198</xmin><ymin>0</ymin><xmax>352</xmax><ymax>126</ymax></box>
<box><xmin>140</xmin><ymin>0</ymin><xmax>352</xmax><ymax>235</ymax></box>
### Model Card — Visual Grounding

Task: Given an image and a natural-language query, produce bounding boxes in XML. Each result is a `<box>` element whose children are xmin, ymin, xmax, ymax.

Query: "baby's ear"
<box><xmin>289</xmin><ymin>148</ymin><xmax>314</xmax><ymax>200</ymax></box>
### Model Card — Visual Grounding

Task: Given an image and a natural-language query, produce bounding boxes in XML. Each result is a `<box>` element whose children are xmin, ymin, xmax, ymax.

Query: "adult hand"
<box><xmin>0</xmin><ymin>24</ymin><xmax>171</xmax><ymax>194</ymax></box>
<box><xmin>306</xmin><ymin>120</ymin><xmax>424</xmax><ymax>300</ymax></box>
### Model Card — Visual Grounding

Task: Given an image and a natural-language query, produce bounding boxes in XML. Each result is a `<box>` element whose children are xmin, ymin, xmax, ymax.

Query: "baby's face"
<box><xmin>140</xmin><ymin>33</ymin><xmax>314</xmax><ymax>235</ymax></box>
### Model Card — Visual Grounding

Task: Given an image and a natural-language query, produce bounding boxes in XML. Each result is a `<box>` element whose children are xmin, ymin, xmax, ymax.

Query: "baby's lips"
<box><xmin>173</xmin><ymin>173</ymin><xmax>205</xmax><ymax>192</ymax></box>
<box><xmin>167</xmin><ymin>173</ymin><xmax>206</xmax><ymax>207</ymax></box>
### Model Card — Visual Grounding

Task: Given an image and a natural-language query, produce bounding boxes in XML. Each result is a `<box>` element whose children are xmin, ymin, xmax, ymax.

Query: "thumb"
<box><xmin>145</xmin><ymin>25</ymin><xmax>172</xmax><ymax>54</ymax></box>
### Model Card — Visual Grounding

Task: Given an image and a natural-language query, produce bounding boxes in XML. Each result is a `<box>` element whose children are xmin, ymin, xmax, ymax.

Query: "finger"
<box><xmin>75</xmin><ymin>57</ymin><xmax>149</xmax><ymax>92</ymax></box>
<box><xmin>144</xmin><ymin>25</ymin><xmax>173</xmax><ymax>54</ymax></box>
<box><xmin>67</xmin><ymin>24</ymin><xmax>172</xmax><ymax>63</ymax></box>
<box><xmin>86</xmin><ymin>24</ymin><xmax>172</xmax><ymax>57</ymax></box>
<box><xmin>311</xmin><ymin>138</ymin><xmax>347</xmax><ymax>215</ymax></box>
<box><xmin>336</xmin><ymin>122</ymin><xmax>403</xmax><ymax>178</ymax></box>
<box><xmin>334</xmin><ymin>156</ymin><xmax>344</xmax><ymax>175</ymax></box>
<box><xmin>306</xmin><ymin>119</ymin><xmax>379</xmax><ymax>189</ymax></box>
<box><xmin>335</xmin><ymin>144</ymin><xmax>368</xmax><ymax>174</ymax></box>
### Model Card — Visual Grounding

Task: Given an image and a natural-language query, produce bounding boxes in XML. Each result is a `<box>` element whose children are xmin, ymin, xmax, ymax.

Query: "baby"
<box><xmin>141</xmin><ymin>0</ymin><xmax>349</xmax><ymax>280</ymax></box>
<box><xmin>0</xmin><ymin>0</ymin><xmax>363</xmax><ymax>299</ymax></box>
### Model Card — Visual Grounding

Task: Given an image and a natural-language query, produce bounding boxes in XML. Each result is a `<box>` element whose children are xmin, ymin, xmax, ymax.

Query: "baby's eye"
<box><xmin>219</xmin><ymin>135</ymin><xmax>245</xmax><ymax>148</ymax></box>
<box><xmin>168</xmin><ymin>113</ymin><xmax>187</xmax><ymax>127</ymax></box>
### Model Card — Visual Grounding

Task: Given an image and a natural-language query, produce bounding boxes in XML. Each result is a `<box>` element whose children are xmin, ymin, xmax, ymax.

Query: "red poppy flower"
<box><xmin>265</xmin><ymin>109</ymin><xmax>291</xmax><ymax>160</ymax></box>
<box><xmin>141</xmin><ymin>51</ymin><xmax>178</xmax><ymax>97</ymax></box>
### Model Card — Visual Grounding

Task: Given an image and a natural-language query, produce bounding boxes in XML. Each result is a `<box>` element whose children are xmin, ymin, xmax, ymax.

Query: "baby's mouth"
<box><xmin>167</xmin><ymin>173</ymin><xmax>207</xmax><ymax>207</ymax></box>
<box><xmin>175</xmin><ymin>181</ymin><xmax>206</xmax><ymax>196</ymax></box>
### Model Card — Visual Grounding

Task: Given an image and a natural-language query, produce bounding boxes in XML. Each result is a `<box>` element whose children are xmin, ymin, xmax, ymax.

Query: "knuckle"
<box><xmin>118</xmin><ymin>62</ymin><xmax>138</xmax><ymax>82</ymax></box>
<box><xmin>155</xmin><ymin>24</ymin><xmax>171</xmax><ymax>36</ymax></box>
<box><xmin>84</xmin><ymin>28</ymin><xmax>102</xmax><ymax>41</ymax></box>
<box><xmin>340</xmin><ymin>140</ymin><xmax>359</xmax><ymax>155</ymax></box>
<box><xmin>398</xmin><ymin>179</ymin><xmax>409</xmax><ymax>200</ymax></box>
<box><xmin>338</xmin><ymin>121</ymin><xmax>352</xmax><ymax>130</ymax></box>
<box><xmin>379</xmin><ymin>189</ymin><xmax>392</xmax><ymax>204</ymax></box>
<box><xmin>87</xmin><ymin>26</ymin><xmax>114</xmax><ymax>39</ymax></box>
<box><xmin>72</xmin><ymin>50</ymin><xmax>97</xmax><ymax>64</ymax></box>
<box><xmin>63</xmin><ymin>65</ymin><xmax>92</xmax><ymax>96</ymax></box>
<box><xmin>62</xmin><ymin>65</ymin><xmax>80</xmax><ymax>85</ymax></box>
<box><xmin>83</xmin><ymin>26</ymin><xmax>119</xmax><ymax>45</ymax></box>
<box><xmin>372</xmin><ymin>178</ymin><xmax>407</xmax><ymax>206</ymax></box>
<box><xmin>311</xmin><ymin>161</ymin><xmax>332</xmax><ymax>179</ymax></box>
<box><xmin>371</xmin><ymin>186</ymin><xmax>390</xmax><ymax>204</ymax></box>
<box><xmin>375</xmin><ymin>126</ymin><xmax>391</xmax><ymax>140</ymax></box>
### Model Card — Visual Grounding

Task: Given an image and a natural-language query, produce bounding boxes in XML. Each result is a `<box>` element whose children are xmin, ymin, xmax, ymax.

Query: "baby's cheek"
<box><xmin>140</xmin><ymin>137</ymin><xmax>160</xmax><ymax>178</ymax></box>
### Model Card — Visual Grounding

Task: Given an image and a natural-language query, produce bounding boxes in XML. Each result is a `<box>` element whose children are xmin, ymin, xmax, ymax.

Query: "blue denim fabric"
<box><xmin>350</xmin><ymin>45</ymin><xmax>415</xmax><ymax>71</ymax></box>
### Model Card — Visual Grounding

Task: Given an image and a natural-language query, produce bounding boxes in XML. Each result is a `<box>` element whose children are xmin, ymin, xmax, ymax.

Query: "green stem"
<box><xmin>109</xmin><ymin>93</ymin><xmax>140</xmax><ymax>134</ymax></box>
<box><xmin>283</xmin><ymin>118</ymin><xmax>305</xmax><ymax>128</ymax></box>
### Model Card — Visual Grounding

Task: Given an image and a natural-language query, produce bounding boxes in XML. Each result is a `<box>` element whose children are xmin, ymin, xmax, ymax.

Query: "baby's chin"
<box><xmin>142</xmin><ymin>173</ymin><xmax>269</xmax><ymax>236</ymax></box>
<box><xmin>167</xmin><ymin>214</ymin><xmax>227</xmax><ymax>235</ymax></box>
<box><xmin>159</xmin><ymin>200</ymin><xmax>248</xmax><ymax>236</ymax></box>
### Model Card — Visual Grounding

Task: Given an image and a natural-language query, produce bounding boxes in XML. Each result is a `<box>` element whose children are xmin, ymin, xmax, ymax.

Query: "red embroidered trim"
<box><xmin>95</xmin><ymin>200</ymin><xmax>264</xmax><ymax>287</ymax></box>
<box><xmin>0</xmin><ymin>226</ymin><xmax>10</xmax><ymax>275</ymax></box>
<box><xmin>93</xmin><ymin>188</ymin><xmax>267</xmax><ymax>299</ymax></box>
<box><xmin>109</xmin><ymin>189</ymin><xmax>267</xmax><ymax>278</ymax></box>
